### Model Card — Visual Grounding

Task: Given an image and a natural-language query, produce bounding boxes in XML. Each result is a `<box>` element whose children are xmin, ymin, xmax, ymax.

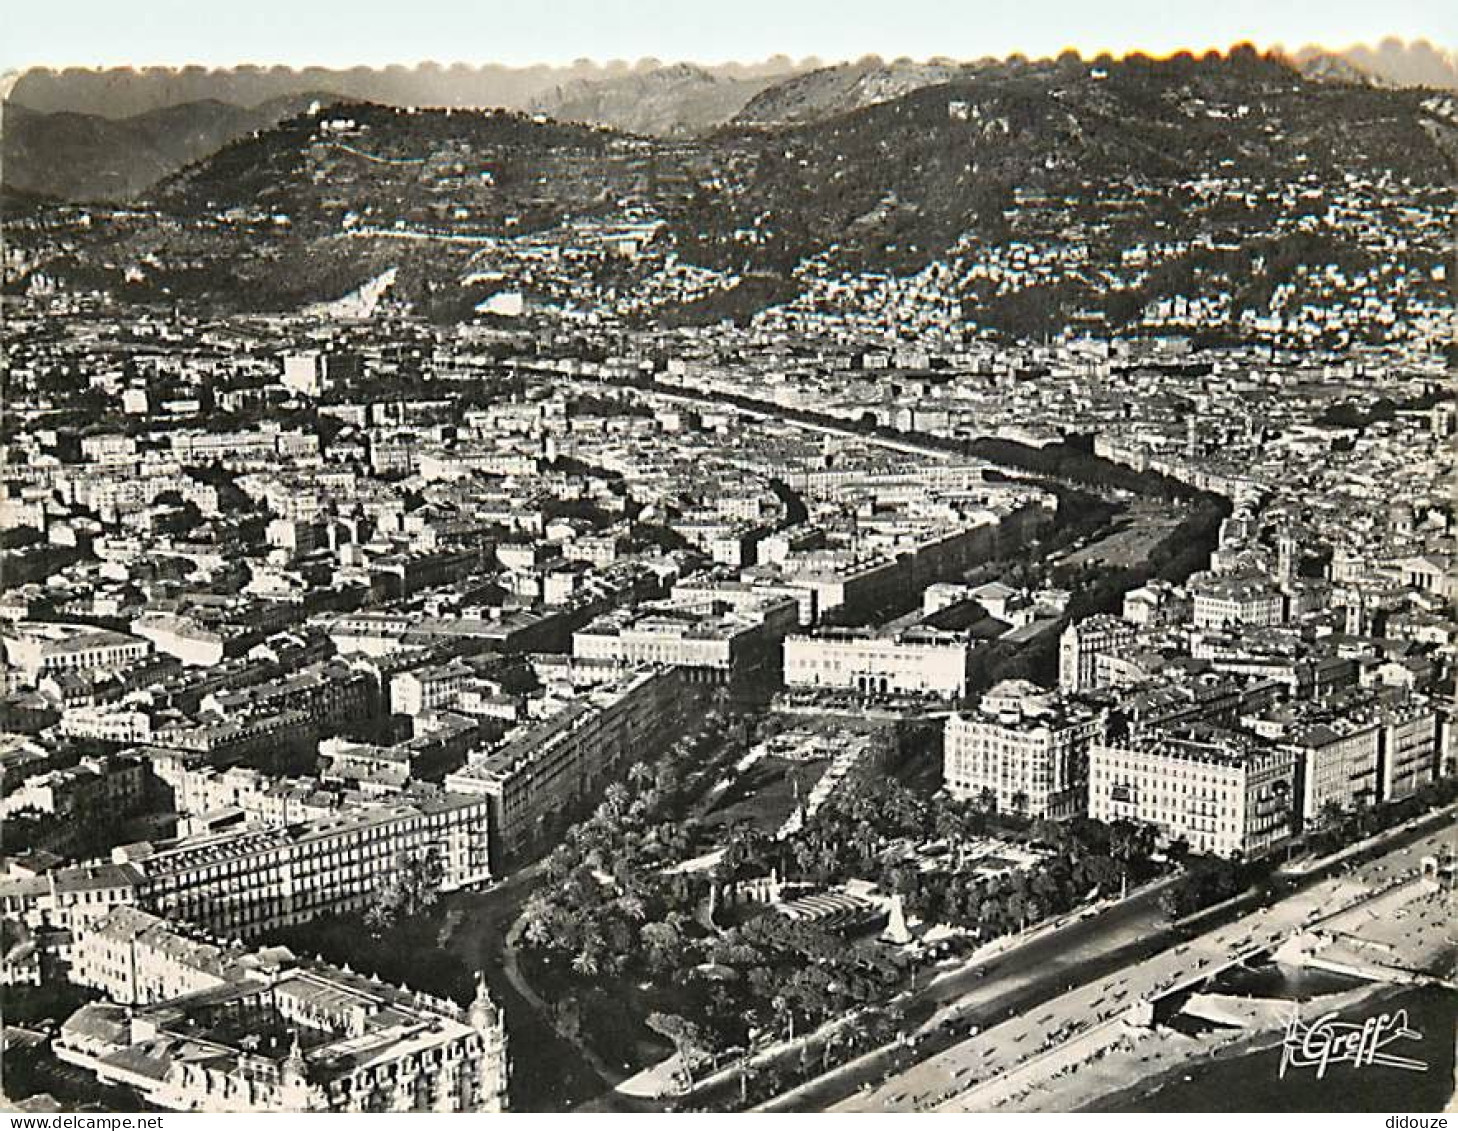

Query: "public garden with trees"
<box><xmin>513</xmin><ymin>735</ymin><xmax>1170</xmax><ymax>1085</ymax></box>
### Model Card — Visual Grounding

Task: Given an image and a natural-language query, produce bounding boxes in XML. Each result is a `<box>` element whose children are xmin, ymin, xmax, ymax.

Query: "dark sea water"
<box><xmin>1207</xmin><ymin>962</ymin><xmax>1370</xmax><ymax>1001</ymax></box>
<box><xmin>1108</xmin><ymin>985</ymin><xmax>1457</xmax><ymax>1113</ymax></box>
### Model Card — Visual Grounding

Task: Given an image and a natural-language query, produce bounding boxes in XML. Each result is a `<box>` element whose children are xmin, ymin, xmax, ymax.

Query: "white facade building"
<box><xmin>943</xmin><ymin>679</ymin><xmax>1105</xmax><ymax>818</ymax></box>
<box><xmin>1089</xmin><ymin>727</ymin><xmax>1298</xmax><ymax>858</ymax></box>
<box><xmin>1059</xmin><ymin>615</ymin><xmax>1137</xmax><ymax>693</ymax></box>
<box><xmin>783</xmin><ymin>629</ymin><xmax>969</xmax><ymax>698</ymax></box>
<box><xmin>1191</xmin><ymin>575</ymin><xmax>1284</xmax><ymax>630</ymax></box>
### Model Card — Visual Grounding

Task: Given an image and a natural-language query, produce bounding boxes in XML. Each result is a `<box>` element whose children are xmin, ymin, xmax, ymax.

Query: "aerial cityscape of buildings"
<box><xmin>0</xmin><ymin>43</ymin><xmax>1454</xmax><ymax>1117</ymax></box>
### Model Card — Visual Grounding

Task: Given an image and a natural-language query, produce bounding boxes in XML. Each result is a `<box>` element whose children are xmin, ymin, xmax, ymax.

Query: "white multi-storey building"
<box><xmin>390</xmin><ymin>661</ymin><xmax>473</xmax><ymax>716</ymax></box>
<box><xmin>1058</xmin><ymin>615</ymin><xmax>1137</xmax><ymax>693</ymax></box>
<box><xmin>79</xmin><ymin>433</ymin><xmax>138</xmax><ymax>466</ymax></box>
<box><xmin>784</xmin><ymin>628</ymin><xmax>970</xmax><ymax>698</ymax></box>
<box><xmin>58</xmin><ymin>706</ymin><xmax>154</xmax><ymax>744</ymax></box>
<box><xmin>1</xmin><ymin>622</ymin><xmax>152</xmax><ymax>684</ymax></box>
<box><xmin>943</xmin><ymin>679</ymin><xmax>1106</xmax><ymax>818</ymax></box>
<box><xmin>71</xmin><ymin>905</ymin><xmax>237</xmax><ymax>1005</ymax></box>
<box><xmin>574</xmin><ymin>599</ymin><xmax>797</xmax><ymax>683</ymax></box>
<box><xmin>1283</xmin><ymin>713</ymin><xmax>1382</xmax><ymax>824</ymax></box>
<box><xmin>131</xmin><ymin>793</ymin><xmax>492</xmax><ymax>939</ymax></box>
<box><xmin>1190</xmin><ymin>575</ymin><xmax>1284</xmax><ymax>630</ymax></box>
<box><xmin>1089</xmin><ymin>726</ymin><xmax>1298</xmax><ymax>858</ymax></box>
<box><xmin>1379</xmin><ymin>698</ymin><xmax>1441</xmax><ymax>803</ymax></box>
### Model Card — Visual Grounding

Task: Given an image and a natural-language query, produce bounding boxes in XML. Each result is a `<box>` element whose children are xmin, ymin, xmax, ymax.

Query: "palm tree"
<box><xmin>602</xmin><ymin>781</ymin><xmax>631</xmax><ymax>819</ymax></box>
<box><xmin>571</xmin><ymin>947</ymin><xmax>602</xmax><ymax>978</ymax></box>
<box><xmin>628</xmin><ymin>761</ymin><xmax>655</xmax><ymax>793</ymax></box>
<box><xmin>772</xmin><ymin>994</ymin><xmax>796</xmax><ymax>1041</ymax></box>
<box><xmin>520</xmin><ymin>896</ymin><xmax>558</xmax><ymax>948</ymax></box>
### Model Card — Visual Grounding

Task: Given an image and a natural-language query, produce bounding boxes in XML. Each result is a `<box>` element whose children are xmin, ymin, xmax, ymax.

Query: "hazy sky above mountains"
<box><xmin>3</xmin><ymin>0</ymin><xmax>1452</xmax><ymax>72</ymax></box>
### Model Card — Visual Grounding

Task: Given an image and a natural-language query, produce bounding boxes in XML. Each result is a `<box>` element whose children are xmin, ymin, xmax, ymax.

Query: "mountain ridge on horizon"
<box><xmin>6</xmin><ymin>37</ymin><xmax>1455</xmax><ymax>118</ymax></box>
<box><xmin>3</xmin><ymin>57</ymin><xmax>815</xmax><ymax>119</ymax></box>
<box><xmin>4</xmin><ymin>40</ymin><xmax>1455</xmax><ymax>207</ymax></box>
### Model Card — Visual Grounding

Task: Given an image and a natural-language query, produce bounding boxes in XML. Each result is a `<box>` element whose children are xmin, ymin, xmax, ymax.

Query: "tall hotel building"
<box><xmin>943</xmin><ymin>679</ymin><xmax>1106</xmax><ymax>818</ymax></box>
<box><xmin>1088</xmin><ymin>726</ymin><xmax>1298</xmax><ymax>858</ymax></box>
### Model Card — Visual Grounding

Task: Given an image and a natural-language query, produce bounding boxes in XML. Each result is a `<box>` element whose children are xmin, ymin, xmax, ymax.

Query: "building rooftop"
<box><xmin>1101</xmin><ymin>723</ymin><xmax>1279</xmax><ymax>767</ymax></box>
